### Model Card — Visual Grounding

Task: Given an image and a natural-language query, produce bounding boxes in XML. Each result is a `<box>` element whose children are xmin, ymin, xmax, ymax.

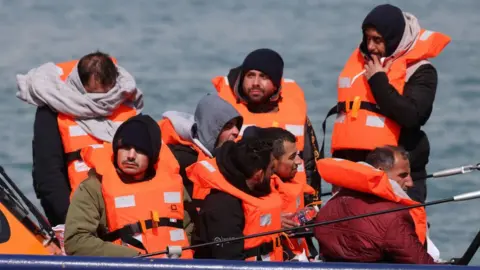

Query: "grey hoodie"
<box><xmin>163</xmin><ymin>94</ymin><xmax>243</xmax><ymax>155</ymax></box>
<box><xmin>194</xmin><ymin>94</ymin><xmax>243</xmax><ymax>154</ymax></box>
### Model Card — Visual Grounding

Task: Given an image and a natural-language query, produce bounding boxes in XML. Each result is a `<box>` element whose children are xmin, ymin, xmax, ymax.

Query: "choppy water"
<box><xmin>1</xmin><ymin>0</ymin><xmax>480</xmax><ymax>264</ymax></box>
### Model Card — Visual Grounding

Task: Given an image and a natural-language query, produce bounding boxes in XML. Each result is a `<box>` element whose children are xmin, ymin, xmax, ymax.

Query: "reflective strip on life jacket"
<box><xmin>186</xmin><ymin>158</ymin><xmax>284</xmax><ymax>261</ymax></box>
<box><xmin>83</xmin><ymin>144</ymin><xmax>192</xmax><ymax>259</ymax></box>
<box><xmin>316</xmin><ymin>158</ymin><xmax>427</xmax><ymax>244</ymax></box>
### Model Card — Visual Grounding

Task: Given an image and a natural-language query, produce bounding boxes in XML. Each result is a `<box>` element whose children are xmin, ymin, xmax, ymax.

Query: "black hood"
<box><xmin>360</xmin><ymin>4</ymin><xmax>406</xmax><ymax>57</ymax></box>
<box><xmin>216</xmin><ymin>141</ymin><xmax>251</xmax><ymax>195</ymax></box>
<box><xmin>112</xmin><ymin>114</ymin><xmax>162</xmax><ymax>179</ymax></box>
<box><xmin>216</xmin><ymin>139</ymin><xmax>273</xmax><ymax>197</ymax></box>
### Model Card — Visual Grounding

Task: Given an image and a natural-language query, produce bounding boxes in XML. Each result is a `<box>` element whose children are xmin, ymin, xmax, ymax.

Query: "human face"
<box><xmin>364</xmin><ymin>27</ymin><xmax>386</xmax><ymax>58</ymax></box>
<box><xmin>274</xmin><ymin>141</ymin><xmax>302</xmax><ymax>180</ymax></box>
<box><xmin>386</xmin><ymin>153</ymin><xmax>413</xmax><ymax>191</ymax></box>
<box><xmin>216</xmin><ymin>118</ymin><xmax>240</xmax><ymax>148</ymax></box>
<box><xmin>242</xmin><ymin>70</ymin><xmax>277</xmax><ymax>104</ymax></box>
<box><xmin>84</xmin><ymin>75</ymin><xmax>115</xmax><ymax>94</ymax></box>
<box><xmin>116</xmin><ymin>146</ymin><xmax>149</xmax><ymax>179</ymax></box>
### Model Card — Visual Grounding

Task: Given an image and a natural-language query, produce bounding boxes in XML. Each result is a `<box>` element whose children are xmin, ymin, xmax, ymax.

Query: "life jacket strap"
<box><xmin>243</xmin><ymin>237</ymin><xmax>280</xmax><ymax>260</ymax></box>
<box><xmin>102</xmin><ymin>218</ymin><xmax>184</xmax><ymax>252</ymax></box>
<box><xmin>319</xmin><ymin>100</ymin><xmax>384</xmax><ymax>169</ymax></box>
<box><xmin>65</xmin><ymin>149</ymin><xmax>82</xmax><ymax>163</ymax></box>
<box><xmin>336</xmin><ymin>101</ymin><xmax>382</xmax><ymax>114</ymax></box>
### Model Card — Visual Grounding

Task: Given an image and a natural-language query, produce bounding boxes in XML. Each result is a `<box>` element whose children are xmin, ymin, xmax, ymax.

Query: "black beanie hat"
<box><xmin>360</xmin><ymin>4</ymin><xmax>406</xmax><ymax>57</ymax></box>
<box><xmin>112</xmin><ymin>115</ymin><xmax>161</xmax><ymax>165</ymax></box>
<box><xmin>241</xmin><ymin>48</ymin><xmax>284</xmax><ymax>88</ymax></box>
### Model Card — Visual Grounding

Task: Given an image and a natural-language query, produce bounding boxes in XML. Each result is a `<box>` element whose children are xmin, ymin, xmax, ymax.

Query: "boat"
<box><xmin>0</xmin><ymin>166</ymin><xmax>61</xmax><ymax>256</ymax></box>
<box><xmin>0</xmin><ymin>253</ymin><xmax>478</xmax><ymax>269</ymax></box>
<box><xmin>1</xmin><ymin>165</ymin><xmax>480</xmax><ymax>269</ymax></box>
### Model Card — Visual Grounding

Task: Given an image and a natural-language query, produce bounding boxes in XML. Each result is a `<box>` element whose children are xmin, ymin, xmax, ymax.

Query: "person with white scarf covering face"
<box><xmin>16</xmin><ymin>51</ymin><xmax>143</xmax><ymax>229</ymax></box>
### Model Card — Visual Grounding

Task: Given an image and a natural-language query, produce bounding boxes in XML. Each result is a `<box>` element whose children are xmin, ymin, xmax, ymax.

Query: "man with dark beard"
<box><xmin>328</xmin><ymin>4</ymin><xmax>450</xmax><ymax>203</ymax></box>
<box><xmin>186</xmin><ymin>137</ymin><xmax>283</xmax><ymax>261</ymax></box>
<box><xmin>243</xmin><ymin>126</ymin><xmax>318</xmax><ymax>260</ymax></box>
<box><xmin>212</xmin><ymin>48</ymin><xmax>322</xmax><ymax>205</ymax></box>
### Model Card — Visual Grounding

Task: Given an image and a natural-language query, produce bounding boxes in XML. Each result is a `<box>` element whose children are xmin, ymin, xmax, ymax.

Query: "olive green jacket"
<box><xmin>64</xmin><ymin>170</ymin><xmax>193</xmax><ymax>257</ymax></box>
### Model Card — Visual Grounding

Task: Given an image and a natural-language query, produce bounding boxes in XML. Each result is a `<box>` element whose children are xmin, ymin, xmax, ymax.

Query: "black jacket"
<box><xmin>192</xmin><ymin>141</ymin><xmax>273</xmax><ymax>260</ymax></box>
<box><xmin>333</xmin><ymin>64</ymin><xmax>438</xmax><ymax>203</ymax></box>
<box><xmin>335</xmin><ymin>5</ymin><xmax>439</xmax><ymax>204</ymax></box>
<box><xmin>167</xmin><ymin>144</ymin><xmax>198</xmax><ymax>198</ymax></box>
<box><xmin>32</xmin><ymin>106</ymin><xmax>71</xmax><ymax>226</ymax></box>
<box><xmin>226</xmin><ymin>68</ymin><xmax>322</xmax><ymax>201</ymax></box>
<box><xmin>372</xmin><ymin>64</ymin><xmax>437</xmax><ymax>203</ymax></box>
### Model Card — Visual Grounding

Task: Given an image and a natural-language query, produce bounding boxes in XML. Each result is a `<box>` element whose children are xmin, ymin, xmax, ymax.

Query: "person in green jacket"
<box><xmin>64</xmin><ymin>114</ymin><xmax>192</xmax><ymax>257</ymax></box>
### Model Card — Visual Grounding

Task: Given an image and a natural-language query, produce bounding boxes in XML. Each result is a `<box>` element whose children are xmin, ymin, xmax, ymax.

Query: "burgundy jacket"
<box><xmin>314</xmin><ymin>189</ymin><xmax>434</xmax><ymax>264</ymax></box>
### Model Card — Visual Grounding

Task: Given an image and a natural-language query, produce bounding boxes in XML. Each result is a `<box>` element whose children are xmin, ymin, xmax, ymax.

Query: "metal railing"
<box><xmin>0</xmin><ymin>254</ymin><xmax>477</xmax><ymax>270</ymax></box>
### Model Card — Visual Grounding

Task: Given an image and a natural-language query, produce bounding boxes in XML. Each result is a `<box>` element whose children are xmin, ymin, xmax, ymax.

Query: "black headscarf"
<box><xmin>360</xmin><ymin>4</ymin><xmax>406</xmax><ymax>57</ymax></box>
<box><xmin>215</xmin><ymin>138</ymin><xmax>273</xmax><ymax>197</ymax></box>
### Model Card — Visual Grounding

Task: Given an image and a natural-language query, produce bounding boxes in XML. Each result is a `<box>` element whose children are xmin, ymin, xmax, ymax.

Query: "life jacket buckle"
<box><xmin>152</xmin><ymin>211</ymin><xmax>160</xmax><ymax>228</ymax></box>
<box><xmin>274</xmin><ymin>235</ymin><xmax>282</xmax><ymax>248</ymax></box>
<box><xmin>344</xmin><ymin>96</ymin><xmax>361</xmax><ymax>119</ymax></box>
<box><xmin>351</xmin><ymin>96</ymin><xmax>361</xmax><ymax>119</ymax></box>
<box><xmin>345</xmin><ymin>97</ymin><xmax>351</xmax><ymax>113</ymax></box>
<box><xmin>128</xmin><ymin>222</ymin><xmax>142</xmax><ymax>234</ymax></box>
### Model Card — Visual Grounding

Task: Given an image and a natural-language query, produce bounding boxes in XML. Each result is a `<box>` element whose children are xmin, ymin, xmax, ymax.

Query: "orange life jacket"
<box><xmin>186</xmin><ymin>158</ymin><xmax>283</xmax><ymax>261</ymax></box>
<box><xmin>0</xmin><ymin>203</ymin><xmax>52</xmax><ymax>255</ymax></box>
<box><xmin>158</xmin><ymin>118</ymin><xmax>212</xmax><ymax>206</ymax></box>
<box><xmin>55</xmin><ymin>58</ymin><xmax>137</xmax><ymax>195</ymax></box>
<box><xmin>189</xmin><ymin>169</ymin><xmax>311</xmax><ymax>217</ymax></box>
<box><xmin>81</xmin><ymin>143</ymin><xmax>192</xmax><ymax>259</ymax></box>
<box><xmin>330</xmin><ymin>29</ymin><xmax>450</xmax><ymax>152</ymax></box>
<box><xmin>272</xmin><ymin>175</ymin><xmax>315</xmax><ymax>257</ymax></box>
<box><xmin>212</xmin><ymin>76</ymin><xmax>307</xmax><ymax>150</ymax></box>
<box><xmin>213</xmin><ymin>76</ymin><xmax>312</xmax><ymax>199</ymax></box>
<box><xmin>316</xmin><ymin>158</ymin><xmax>427</xmax><ymax>244</ymax></box>
<box><xmin>273</xmin><ymin>175</ymin><xmax>316</xmax><ymax>214</ymax></box>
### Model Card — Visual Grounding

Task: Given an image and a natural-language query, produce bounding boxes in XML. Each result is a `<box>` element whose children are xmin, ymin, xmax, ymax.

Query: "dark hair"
<box><xmin>365</xmin><ymin>145</ymin><xmax>409</xmax><ymax>171</ymax></box>
<box><xmin>242</xmin><ymin>126</ymin><xmax>296</xmax><ymax>159</ymax></box>
<box><xmin>78</xmin><ymin>51</ymin><xmax>118</xmax><ymax>88</ymax></box>
<box><xmin>233</xmin><ymin>137</ymin><xmax>274</xmax><ymax>179</ymax></box>
<box><xmin>264</xmin><ymin>128</ymin><xmax>296</xmax><ymax>159</ymax></box>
